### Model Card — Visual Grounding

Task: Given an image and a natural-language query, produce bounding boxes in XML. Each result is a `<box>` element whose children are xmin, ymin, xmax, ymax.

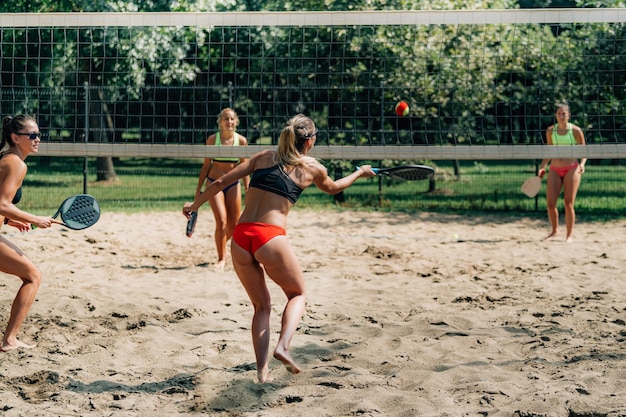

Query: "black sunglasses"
<box><xmin>304</xmin><ymin>128</ymin><xmax>318</xmax><ymax>139</ymax></box>
<box><xmin>15</xmin><ymin>132</ymin><xmax>41</xmax><ymax>140</ymax></box>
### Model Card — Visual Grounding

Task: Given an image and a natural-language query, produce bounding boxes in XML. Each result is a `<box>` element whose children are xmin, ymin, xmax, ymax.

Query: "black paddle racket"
<box><xmin>37</xmin><ymin>194</ymin><xmax>101</xmax><ymax>230</ymax></box>
<box><xmin>186</xmin><ymin>211</ymin><xmax>198</xmax><ymax>237</ymax></box>
<box><xmin>359</xmin><ymin>164</ymin><xmax>435</xmax><ymax>181</ymax></box>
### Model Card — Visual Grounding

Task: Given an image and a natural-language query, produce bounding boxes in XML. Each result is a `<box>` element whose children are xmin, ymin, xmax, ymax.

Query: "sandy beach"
<box><xmin>0</xmin><ymin>209</ymin><xmax>624</xmax><ymax>416</ymax></box>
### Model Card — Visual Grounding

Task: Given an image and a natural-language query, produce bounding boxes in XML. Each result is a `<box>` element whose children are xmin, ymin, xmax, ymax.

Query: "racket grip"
<box><xmin>356</xmin><ymin>166</ymin><xmax>379</xmax><ymax>174</ymax></box>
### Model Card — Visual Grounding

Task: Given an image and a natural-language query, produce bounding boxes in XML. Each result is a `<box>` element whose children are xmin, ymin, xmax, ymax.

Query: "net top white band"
<box><xmin>37</xmin><ymin>143</ymin><xmax>617</xmax><ymax>160</ymax></box>
<box><xmin>1</xmin><ymin>9</ymin><xmax>626</xmax><ymax>28</ymax></box>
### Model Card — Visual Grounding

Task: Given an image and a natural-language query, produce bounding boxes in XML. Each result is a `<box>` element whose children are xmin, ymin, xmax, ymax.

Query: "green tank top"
<box><xmin>212</xmin><ymin>132</ymin><xmax>240</xmax><ymax>163</ymax></box>
<box><xmin>551</xmin><ymin>123</ymin><xmax>576</xmax><ymax>145</ymax></box>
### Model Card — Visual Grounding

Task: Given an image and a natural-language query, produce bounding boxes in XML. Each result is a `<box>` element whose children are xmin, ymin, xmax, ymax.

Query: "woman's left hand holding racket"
<box><xmin>182</xmin><ymin>202</ymin><xmax>195</xmax><ymax>219</ymax></box>
<box><xmin>30</xmin><ymin>215</ymin><xmax>59</xmax><ymax>229</ymax></box>
<box><xmin>8</xmin><ymin>215</ymin><xmax>57</xmax><ymax>232</ymax></box>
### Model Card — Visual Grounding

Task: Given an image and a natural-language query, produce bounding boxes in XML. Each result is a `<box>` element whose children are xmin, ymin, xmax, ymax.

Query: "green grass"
<box><xmin>18</xmin><ymin>157</ymin><xmax>626</xmax><ymax>221</ymax></box>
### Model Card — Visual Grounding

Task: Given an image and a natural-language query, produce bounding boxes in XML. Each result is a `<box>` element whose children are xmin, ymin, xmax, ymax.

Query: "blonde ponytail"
<box><xmin>276</xmin><ymin>114</ymin><xmax>315</xmax><ymax>166</ymax></box>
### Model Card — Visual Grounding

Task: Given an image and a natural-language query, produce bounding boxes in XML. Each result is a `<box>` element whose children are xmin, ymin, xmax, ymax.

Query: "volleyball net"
<box><xmin>2</xmin><ymin>9</ymin><xmax>626</xmax><ymax>161</ymax></box>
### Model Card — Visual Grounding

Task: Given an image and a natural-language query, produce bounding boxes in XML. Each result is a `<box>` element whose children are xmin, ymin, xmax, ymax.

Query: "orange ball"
<box><xmin>395</xmin><ymin>101</ymin><xmax>409</xmax><ymax>116</ymax></box>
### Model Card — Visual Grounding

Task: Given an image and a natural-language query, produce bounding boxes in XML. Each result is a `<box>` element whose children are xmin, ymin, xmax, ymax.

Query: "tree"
<box><xmin>1</xmin><ymin>0</ymin><xmax>208</xmax><ymax>181</ymax></box>
<box><xmin>3</xmin><ymin>0</ymin><xmax>624</xmax><ymax>166</ymax></box>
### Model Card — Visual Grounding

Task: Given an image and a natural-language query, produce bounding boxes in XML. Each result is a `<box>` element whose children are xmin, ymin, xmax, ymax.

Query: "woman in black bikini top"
<box><xmin>184</xmin><ymin>113</ymin><xmax>376</xmax><ymax>383</ymax></box>
<box><xmin>0</xmin><ymin>114</ymin><xmax>55</xmax><ymax>352</ymax></box>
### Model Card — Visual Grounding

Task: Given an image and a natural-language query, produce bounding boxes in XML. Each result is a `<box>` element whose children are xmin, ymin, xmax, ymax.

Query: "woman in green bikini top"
<box><xmin>538</xmin><ymin>103</ymin><xmax>587</xmax><ymax>242</ymax></box>
<box><xmin>212</xmin><ymin>131</ymin><xmax>241</xmax><ymax>163</ymax></box>
<box><xmin>194</xmin><ymin>108</ymin><xmax>249</xmax><ymax>269</ymax></box>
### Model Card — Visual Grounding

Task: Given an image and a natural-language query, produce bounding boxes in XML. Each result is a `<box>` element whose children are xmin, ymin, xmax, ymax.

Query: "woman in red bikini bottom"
<box><xmin>538</xmin><ymin>103</ymin><xmax>587</xmax><ymax>242</ymax></box>
<box><xmin>184</xmin><ymin>114</ymin><xmax>376</xmax><ymax>383</ymax></box>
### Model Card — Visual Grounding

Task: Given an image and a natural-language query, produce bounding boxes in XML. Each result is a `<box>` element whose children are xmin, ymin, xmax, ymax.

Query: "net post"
<box><xmin>378</xmin><ymin>82</ymin><xmax>384</xmax><ymax>207</ymax></box>
<box><xmin>83</xmin><ymin>81</ymin><xmax>89</xmax><ymax>195</ymax></box>
<box><xmin>533</xmin><ymin>160</ymin><xmax>539</xmax><ymax>211</ymax></box>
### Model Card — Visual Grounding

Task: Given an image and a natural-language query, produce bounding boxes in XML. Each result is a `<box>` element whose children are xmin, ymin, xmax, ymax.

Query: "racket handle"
<box><xmin>356</xmin><ymin>166</ymin><xmax>379</xmax><ymax>174</ymax></box>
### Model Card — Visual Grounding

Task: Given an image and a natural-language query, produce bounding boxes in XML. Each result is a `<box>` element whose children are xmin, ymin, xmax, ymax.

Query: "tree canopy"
<box><xmin>1</xmin><ymin>0</ymin><xmax>625</xmax><ymax>149</ymax></box>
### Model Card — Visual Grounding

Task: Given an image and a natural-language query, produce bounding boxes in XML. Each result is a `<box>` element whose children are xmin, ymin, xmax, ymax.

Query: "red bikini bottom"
<box><xmin>550</xmin><ymin>162</ymin><xmax>578</xmax><ymax>179</ymax></box>
<box><xmin>233</xmin><ymin>222</ymin><xmax>286</xmax><ymax>255</ymax></box>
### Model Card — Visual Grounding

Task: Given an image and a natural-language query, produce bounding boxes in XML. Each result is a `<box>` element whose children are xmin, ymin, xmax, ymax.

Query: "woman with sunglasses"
<box><xmin>0</xmin><ymin>114</ymin><xmax>54</xmax><ymax>352</ymax></box>
<box><xmin>184</xmin><ymin>114</ymin><xmax>375</xmax><ymax>382</ymax></box>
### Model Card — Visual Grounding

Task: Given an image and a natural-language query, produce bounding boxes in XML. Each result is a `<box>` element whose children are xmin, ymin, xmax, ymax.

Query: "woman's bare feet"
<box><xmin>257</xmin><ymin>368</ymin><xmax>273</xmax><ymax>384</ymax></box>
<box><xmin>274</xmin><ymin>348</ymin><xmax>301</xmax><ymax>375</ymax></box>
<box><xmin>1</xmin><ymin>339</ymin><xmax>35</xmax><ymax>352</ymax></box>
<box><xmin>544</xmin><ymin>231</ymin><xmax>558</xmax><ymax>240</ymax></box>
<box><xmin>214</xmin><ymin>259</ymin><xmax>226</xmax><ymax>271</ymax></box>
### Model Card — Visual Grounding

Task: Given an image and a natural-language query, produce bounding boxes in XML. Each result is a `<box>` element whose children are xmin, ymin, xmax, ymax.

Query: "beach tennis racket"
<box><xmin>359</xmin><ymin>164</ymin><xmax>435</xmax><ymax>181</ymax></box>
<box><xmin>521</xmin><ymin>176</ymin><xmax>542</xmax><ymax>198</ymax></box>
<box><xmin>186</xmin><ymin>211</ymin><xmax>198</xmax><ymax>237</ymax></box>
<box><xmin>36</xmin><ymin>194</ymin><xmax>101</xmax><ymax>230</ymax></box>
